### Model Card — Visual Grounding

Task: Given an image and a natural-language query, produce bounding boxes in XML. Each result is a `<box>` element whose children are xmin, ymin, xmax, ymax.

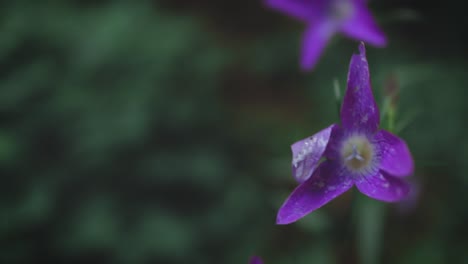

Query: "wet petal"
<box><xmin>341</xmin><ymin>4</ymin><xmax>387</xmax><ymax>46</ymax></box>
<box><xmin>341</xmin><ymin>42</ymin><xmax>380</xmax><ymax>132</ymax></box>
<box><xmin>323</xmin><ymin>124</ymin><xmax>345</xmax><ymax>160</ymax></box>
<box><xmin>375</xmin><ymin>130</ymin><xmax>414</xmax><ymax>177</ymax></box>
<box><xmin>265</xmin><ymin>0</ymin><xmax>312</xmax><ymax>22</ymax></box>
<box><xmin>300</xmin><ymin>21</ymin><xmax>337</xmax><ymax>70</ymax></box>
<box><xmin>291</xmin><ymin>124</ymin><xmax>334</xmax><ymax>183</ymax></box>
<box><xmin>355</xmin><ymin>171</ymin><xmax>410</xmax><ymax>202</ymax></box>
<box><xmin>277</xmin><ymin>161</ymin><xmax>353</xmax><ymax>224</ymax></box>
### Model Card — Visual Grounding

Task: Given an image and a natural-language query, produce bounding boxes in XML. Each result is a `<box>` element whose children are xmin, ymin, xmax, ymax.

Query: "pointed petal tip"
<box><xmin>299</xmin><ymin>50</ymin><xmax>315</xmax><ymax>71</ymax></box>
<box><xmin>375</xmin><ymin>36</ymin><xmax>388</xmax><ymax>47</ymax></box>
<box><xmin>276</xmin><ymin>210</ymin><xmax>296</xmax><ymax>225</ymax></box>
<box><xmin>276</xmin><ymin>218</ymin><xmax>291</xmax><ymax>225</ymax></box>
<box><xmin>276</xmin><ymin>161</ymin><xmax>353</xmax><ymax>225</ymax></box>
<box><xmin>358</xmin><ymin>36</ymin><xmax>388</xmax><ymax>51</ymax></box>
<box><xmin>300</xmin><ymin>62</ymin><xmax>314</xmax><ymax>72</ymax></box>
<box><xmin>341</xmin><ymin>40</ymin><xmax>380</xmax><ymax>132</ymax></box>
<box><xmin>358</xmin><ymin>41</ymin><xmax>366</xmax><ymax>55</ymax></box>
<box><xmin>371</xmin><ymin>30</ymin><xmax>388</xmax><ymax>47</ymax></box>
<box><xmin>299</xmin><ymin>45</ymin><xmax>320</xmax><ymax>71</ymax></box>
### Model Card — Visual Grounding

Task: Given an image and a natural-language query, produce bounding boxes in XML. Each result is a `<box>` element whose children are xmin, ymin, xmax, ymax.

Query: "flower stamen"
<box><xmin>340</xmin><ymin>135</ymin><xmax>374</xmax><ymax>173</ymax></box>
<box><xmin>345</xmin><ymin>144</ymin><xmax>365</xmax><ymax>161</ymax></box>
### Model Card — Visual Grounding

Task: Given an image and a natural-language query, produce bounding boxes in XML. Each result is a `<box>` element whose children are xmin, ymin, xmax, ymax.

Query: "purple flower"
<box><xmin>249</xmin><ymin>256</ymin><xmax>263</xmax><ymax>264</ymax></box>
<box><xmin>266</xmin><ymin>0</ymin><xmax>387</xmax><ymax>70</ymax></box>
<box><xmin>277</xmin><ymin>43</ymin><xmax>413</xmax><ymax>225</ymax></box>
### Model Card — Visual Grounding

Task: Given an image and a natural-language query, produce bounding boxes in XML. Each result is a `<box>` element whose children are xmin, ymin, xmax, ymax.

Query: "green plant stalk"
<box><xmin>333</xmin><ymin>79</ymin><xmax>342</xmax><ymax>116</ymax></box>
<box><xmin>356</xmin><ymin>194</ymin><xmax>386</xmax><ymax>264</ymax></box>
<box><xmin>355</xmin><ymin>102</ymin><xmax>396</xmax><ymax>264</ymax></box>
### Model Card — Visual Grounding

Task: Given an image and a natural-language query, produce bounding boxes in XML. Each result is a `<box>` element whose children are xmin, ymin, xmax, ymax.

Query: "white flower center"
<box><xmin>340</xmin><ymin>135</ymin><xmax>374</xmax><ymax>172</ymax></box>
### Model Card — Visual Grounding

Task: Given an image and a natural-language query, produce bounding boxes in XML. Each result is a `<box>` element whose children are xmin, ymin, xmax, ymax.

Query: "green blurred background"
<box><xmin>1</xmin><ymin>1</ymin><xmax>467</xmax><ymax>263</ymax></box>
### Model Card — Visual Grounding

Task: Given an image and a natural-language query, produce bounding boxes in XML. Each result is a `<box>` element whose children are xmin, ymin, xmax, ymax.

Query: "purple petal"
<box><xmin>291</xmin><ymin>124</ymin><xmax>334</xmax><ymax>183</ymax></box>
<box><xmin>340</xmin><ymin>42</ymin><xmax>380</xmax><ymax>132</ymax></box>
<box><xmin>249</xmin><ymin>256</ymin><xmax>263</xmax><ymax>264</ymax></box>
<box><xmin>341</xmin><ymin>4</ymin><xmax>387</xmax><ymax>46</ymax></box>
<box><xmin>300</xmin><ymin>21</ymin><xmax>337</xmax><ymax>70</ymax></box>
<box><xmin>264</xmin><ymin>0</ymin><xmax>311</xmax><ymax>22</ymax></box>
<box><xmin>277</xmin><ymin>161</ymin><xmax>353</xmax><ymax>224</ymax></box>
<box><xmin>323</xmin><ymin>124</ymin><xmax>345</xmax><ymax>160</ymax></box>
<box><xmin>396</xmin><ymin>178</ymin><xmax>420</xmax><ymax>214</ymax></box>
<box><xmin>355</xmin><ymin>171</ymin><xmax>410</xmax><ymax>202</ymax></box>
<box><xmin>375</xmin><ymin>130</ymin><xmax>414</xmax><ymax>177</ymax></box>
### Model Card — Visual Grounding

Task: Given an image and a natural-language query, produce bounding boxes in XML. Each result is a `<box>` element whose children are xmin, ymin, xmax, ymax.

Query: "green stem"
<box><xmin>333</xmin><ymin>79</ymin><xmax>341</xmax><ymax>117</ymax></box>
<box><xmin>355</xmin><ymin>103</ymin><xmax>396</xmax><ymax>264</ymax></box>
<box><xmin>356</xmin><ymin>195</ymin><xmax>386</xmax><ymax>264</ymax></box>
<box><xmin>387</xmin><ymin>108</ymin><xmax>395</xmax><ymax>133</ymax></box>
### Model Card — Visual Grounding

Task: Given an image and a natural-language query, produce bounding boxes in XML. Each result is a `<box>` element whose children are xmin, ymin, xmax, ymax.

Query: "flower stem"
<box><xmin>355</xmin><ymin>99</ymin><xmax>396</xmax><ymax>264</ymax></box>
<box><xmin>387</xmin><ymin>107</ymin><xmax>395</xmax><ymax>133</ymax></box>
<box><xmin>355</xmin><ymin>195</ymin><xmax>386</xmax><ymax>264</ymax></box>
<box><xmin>333</xmin><ymin>79</ymin><xmax>342</xmax><ymax>117</ymax></box>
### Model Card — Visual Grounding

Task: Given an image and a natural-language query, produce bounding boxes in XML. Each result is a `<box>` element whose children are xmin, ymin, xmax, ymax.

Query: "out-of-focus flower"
<box><xmin>397</xmin><ymin>177</ymin><xmax>420</xmax><ymax>214</ymax></box>
<box><xmin>249</xmin><ymin>256</ymin><xmax>263</xmax><ymax>264</ymax></box>
<box><xmin>277</xmin><ymin>43</ymin><xmax>414</xmax><ymax>224</ymax></box>
<box><xmin>265</xmin><ymin>0</ymin><xmax>387</xmax><ymax>70</ymax></box>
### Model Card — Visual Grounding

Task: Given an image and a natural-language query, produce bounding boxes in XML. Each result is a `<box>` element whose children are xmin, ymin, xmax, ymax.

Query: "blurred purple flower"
<box><xmin>397</xmin><ymin>177</ymin><xmax>420</xmax><ymax>214</ymax></box>
<box><xmin>265</xmin><ymin>0</ymin><xmax>387</xmax><ymax>70</ymax></box>
<box><xmin>277</xmin><ymin>43</ymin><xmax>413</xmax><ymax>224</ymax></box>
<box><xmin>249</xmin><ymin>256</ymin><xmax>263</xmax><ymax>264</ymax></box>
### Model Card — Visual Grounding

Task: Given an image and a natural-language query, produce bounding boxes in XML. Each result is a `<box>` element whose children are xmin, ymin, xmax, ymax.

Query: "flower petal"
<box><xmin>264</xmin><ymin>0</ymin><xmax>311</xmax><ymax>22</ymax></box>
<box><xmin>277</xmin><ymin>161</ymin><xmax>353</xmax><ymax>225</ymax></box>
<box><xmin>300</xmin><ymin>21</ymin><xmax>336</xmax><ymax>70</ymax></box>
<box><xmin>291</xmin><ymin>124</ymin><xmax>334</xmax><ymax>183</ymax></box>
<box><xmin>375</xmin><ymin>130</ymin><xmax>414</xmax><ymax>177</ymax></box>
<box><xmin>355</xmin><ymin>171</ymin><xmax>410</xmax><ymax>202</ymax></box>
<box><xmin>341</xmin><ymin>4</ymin><xmax>387</xmax><ymax>46</ymax></box>
<box><xmin>340</xmin><ymin>42</ymin><xmax>380</xmax><ymax>132</ymax></box>
<box><xmin>323</xmin><ymin>124</ymin><xmax>345</xmax><ymax>160</ymax></box>
<box><xmin>396</xmin><ymin>177</ymin><xmax>420</xmax><ymax>214</ymax></box>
